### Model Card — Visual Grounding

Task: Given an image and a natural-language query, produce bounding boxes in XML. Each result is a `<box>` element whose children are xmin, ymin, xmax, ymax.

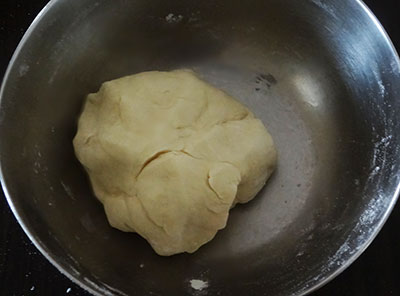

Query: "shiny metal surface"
<box><xmin>1</xmin><ymin>0</ymin><xmax>400</xmax><ymax>295</ymax></box>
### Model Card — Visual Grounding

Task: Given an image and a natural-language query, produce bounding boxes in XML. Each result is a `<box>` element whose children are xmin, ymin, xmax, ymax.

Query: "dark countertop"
<box><xmin>0</xmin><ymin>0</ymin><xmax>399</xmax><ymax>295</ymax></box>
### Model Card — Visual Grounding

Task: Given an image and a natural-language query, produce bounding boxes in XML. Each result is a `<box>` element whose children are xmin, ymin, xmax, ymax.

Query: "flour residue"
<box><xmin>310</xmin><ymin>0</ymin><xmax>337</xmax><ymax>19</ymax></box>
<box><xmin>19</xmin><ymin>63</ymin><xmax>29</xmax><ymax>77</ymax></box>
<box><xmin>61</xmin><ymin>181</ymin><xmax>76</xmax><ymax>200</ymax></box>
<box><xmin>373</xmin><ymin>70</ymin><xmax>386</xmax><ymax>98</ymax></box>
<box><xmin>390</xmin><ymin>59</ymin><xmax>399</xmax><ymax>73</ymax></box>
<box><xmin>165</xmin><ymin>13</ymin><xmax>183</xmax><ymax>23</ymax></box>
<box><xmin>190</xmin><ymin>279</ymin><xmax>208</xmax><ymax>291</ymax></box>
<box><xmin>377</xmin><ymin>79</ymin><xmax>385</xmax><ymax>97</ymax></box>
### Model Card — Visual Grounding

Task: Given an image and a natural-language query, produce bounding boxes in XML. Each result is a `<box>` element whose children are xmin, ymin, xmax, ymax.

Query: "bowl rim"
<box><xmin>0</xmin><ymin>0</ymin><xmax>399</xmax><ymax>295</ymax></box>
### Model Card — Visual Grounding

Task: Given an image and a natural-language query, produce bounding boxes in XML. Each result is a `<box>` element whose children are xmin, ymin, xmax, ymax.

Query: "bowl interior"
<box><xmin>1</xmin><ymin>0</ymin><xmax>400</xmax><ymax>295</ymax></box>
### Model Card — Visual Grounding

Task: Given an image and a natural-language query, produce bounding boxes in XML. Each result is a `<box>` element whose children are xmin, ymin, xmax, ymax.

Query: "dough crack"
<box><xmin>194</xmin><ymin>92</ymin><xmax>209</xmax><ymax>124</ymax></box>
<box><xmin>122</xmin><ymin>198</ymin><xmax>137</xmax><ymax>233</ymax></box>
<box><xmin>136</xmin><ymin>150</ymin><xmax>172</xmax><ymax>179</ymax></box>
<box><xmin>179</xmin><ymin>149</ymin><xmax>240</xmax><ymax>172</ymax></box>
<box><xmin>178</xmin><ymin>149</ymin><xmax>202</xmax><ymax>161</ymax></box>
<box><xmin>84</xmin><ymin>134</ymin><xmax>95</xmax><ymax>144</ymax></box>
<box><xmin>206</xmin><ymin>172</ymin><xmax>225</xmax><ymax>201</ymax></box>
<box><xmin>136</xmin><ymin>195</ymin><xmax>168</xmax><ymax>234</ymax></box>
<box><xmin>218</xmin><ymin>111</ymin><xmax>251</xmax><ymax>125</ymax></box>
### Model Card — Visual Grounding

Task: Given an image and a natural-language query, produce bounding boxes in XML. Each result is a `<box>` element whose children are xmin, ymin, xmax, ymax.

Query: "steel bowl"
<box><xmin>1</xmin><ymin>0</ymin><xmax>400</xmax><ymax>295</ymax></box>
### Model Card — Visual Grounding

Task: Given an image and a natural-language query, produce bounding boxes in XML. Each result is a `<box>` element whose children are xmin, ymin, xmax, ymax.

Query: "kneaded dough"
<box><xmin>73</xmin><ymin>70</ymin><xmax>277</xmax><ymax>256</ymax></box>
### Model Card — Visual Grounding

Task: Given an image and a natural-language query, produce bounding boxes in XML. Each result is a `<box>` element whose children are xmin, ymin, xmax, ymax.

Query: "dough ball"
<box><xmin>73</xmin><ymin>70</ymin><xmax>277</xmax><ymax>256</ymax></box>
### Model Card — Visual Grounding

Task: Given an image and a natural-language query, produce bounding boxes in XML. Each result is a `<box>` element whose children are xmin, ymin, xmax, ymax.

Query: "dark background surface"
<box><xmin>0</xmin><ymin>0</ymin><xmax>399</xmax><ymax>295</ymax></box>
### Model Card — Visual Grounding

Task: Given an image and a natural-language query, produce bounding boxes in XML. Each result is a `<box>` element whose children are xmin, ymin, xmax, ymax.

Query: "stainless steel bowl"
<box><xmin>1</xmin><ymin>0</ymin><xmax>400</xmax><ymax>295</ymax></box>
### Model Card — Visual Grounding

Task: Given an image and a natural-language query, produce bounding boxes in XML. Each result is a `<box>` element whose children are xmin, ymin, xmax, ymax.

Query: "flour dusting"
<box><xmin>310</xmin><ymin>0</ymin><xmax>337</xmax><ymax>18</ymax></box>
<box><xmin>165</xmin><ymin>13</ymin><xmax>183</xmax><ymax>23</ymax></box>
<box><xmin>19</xmin><ymin>64</ymin><xmax>29</xmax><ymax>77</ymax></box>
<box><xmin>61</xmin><ymin>181</ymin><xmax>76</xmax><ymax>200</ymax></box>
<box><xmin>190</xmin><ymin>279</ymin><xmax>208</xmax><ymax>291</ymax></box>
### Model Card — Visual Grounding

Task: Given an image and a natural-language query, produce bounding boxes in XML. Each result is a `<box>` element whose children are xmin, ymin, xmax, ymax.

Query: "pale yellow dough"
<box><xmin>73</xmin><ymin>70</ymin><xmax>277</xmax><ymax>256</ymax></box>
